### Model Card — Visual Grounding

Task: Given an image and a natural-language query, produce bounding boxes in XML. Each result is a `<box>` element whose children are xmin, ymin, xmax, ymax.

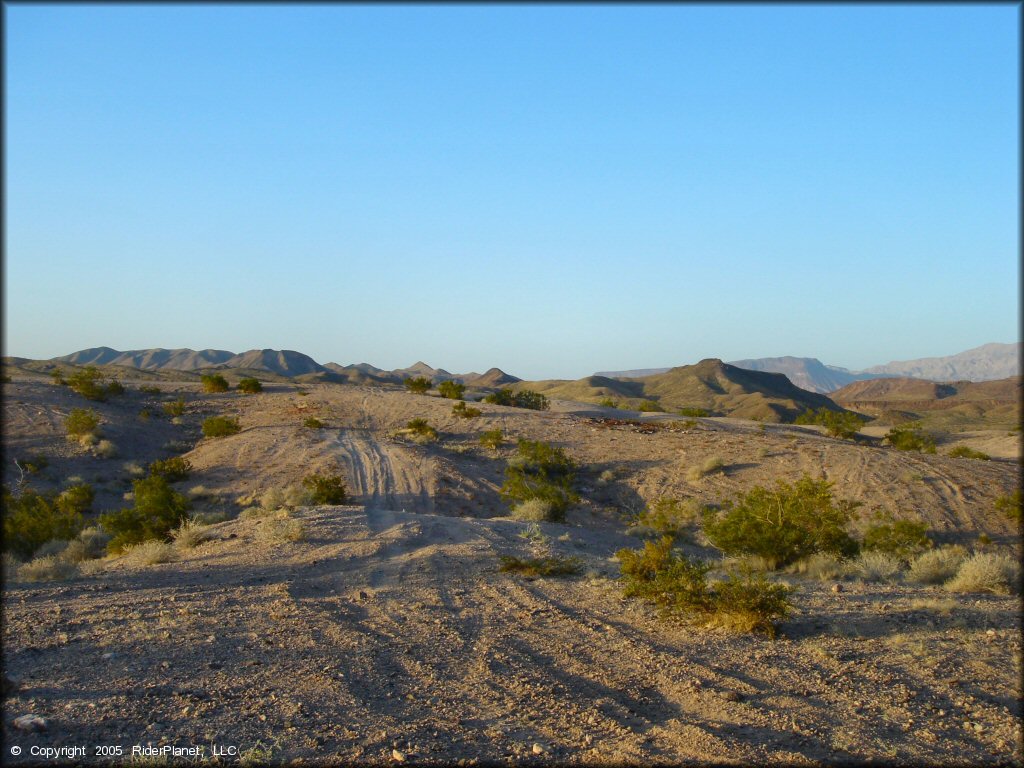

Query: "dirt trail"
<box><xmin>335</xmin><ymin>430</ymin><xmax>435</xmax><ymax>514</ymax></box>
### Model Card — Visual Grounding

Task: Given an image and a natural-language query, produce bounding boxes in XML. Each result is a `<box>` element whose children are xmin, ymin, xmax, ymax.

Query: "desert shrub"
<box><xmin>885</xmin><ymin>423</ymin><xmax>937</xmax><ymax>453</ymax></box>
<box><xmin>122</xmin><ymin>540</ymin><xmax>177</xmax><ymax>566</ymax></box>
<box><xmin>237</xmin><ymin>377</ymin><xmax>263</xmax><ymax>394</ymax></box>
<box><xmin>34</xmin><ymin>539</ymin><xmax>71</xmax><ymax>559</ymax></box>
<box><xmin>303</xmin><ymin>417</ymin><xmax>324</xmax><ymax>429</ymax></box>
<box><xmin>511</xmin><ymin>498</ymin><xmax>554</xmax><ymax>522</ymax></box>
<box><xmin>794</xmin><ymin>408</ymin><xmax>866</xmax><ymax>439</ymax></box>
<box><xmin>171</xmin><ymin>518</ymin><xmax>211</xmax><ymax>550</ymax></box>
<box><xmin>138</xmin><ymin>407</ymin><xmax>152</xmax><ymax>421</ymax></box>
<box><xmin>501</xmin><ymin>439</ymin><xmax>578</xmax><ymax>522</ymax></box>
<box><xmin>638</xmin><ymin>400</ymin><xmax>664</xmax><ymax>413</ymax></box>
<box><xmin>702</xmin><ymin>476</ymin><xmax>860</xmax><ymax>570</ymax></box>
<box><xmin>907</xmin><ymin>545</ymin><xmax>968</xmax><ymax>585</ymax></box>
<box><xmin>636</xmin><ymin>497</ymin><xmax>701</xmax><ymax>538</ymax></box>
<box><xmin>484</xmin><ymin>388</ymin><xmax>550</xmax><ymax>411</ymax></box>
<box><xmin>994</xmin><ymin>490</ymin><xmax>1022</xmax><ymax>522</ymax></box>
<box><xmin>499</xmin><ymin>555</ymin><xmax>582</xmax><ymax>577</ymax></box>
<box><xmin>18</xmin><ymin>454</ymin><xmax>49</xmax><ymax>474</ymax></box>
<box><xmin>193</xmin><ymin>510</ymin><xmax>230</xmax><ymax>525</ymax></box>
<box><xmin>706</xmin><ymin>570</ymin><xmax>793</xmax><ymax>637</ymax></box>
<box><xmin>945</xmin><ymin>552</ymin><xmax>1020</xmax><ymax>595</ymax></box>
<box><xmin>162</xmin><ymin>398</ymin><xmax>187</xmax><ymax>417</ymax></box>
<box><xmin>100</xmin><ymin>475</ymin><xmax>190</xmax><ymax>553</ymax></box>
<box><xmin>596</xmin><ymin>469</ymin><xmax>615</xmax><ymax>485</ymax></box>
<box><xmin>406</xmin><ymin>418</ymin><xmax>438</xmax><ymax>441</ymax></box>
<box><xmin>94</xmin><ymin>439</ymin><xmax>118</xmax><ymax>459</ymax></box>
<box><xmin>302</xmin><ymin>472</ymin><xmax>348</xmax><ymax>505</ymax></box>
<box><xmin>148</xmin><ymin>456</ymin><xmax>193</xmax><ymax>482</ymax></box>
<box><xmin>862</xmin><ymin>514</ymin><xmax>932</xmax><ymax>561</ymax></box>
<box><xmin>67</xmin><ymin>366</ymin><xmax>122</xmax><ymax>401</ymax></box>
<box><xmin>257</xmin><ymin>513</ymin><xmax>306</xmax><ymax>544</ymax></box>
<box><xmin>404</xmin><ymin>376</ymin><xmax>432</xmax><ymax>394</ymax></box>
<box><xmin>2</xmin><ymin>485</ymin><xmax>91</xmax><ymax>559</ymax></box>
<box><xmin>139</xmin><ymin>384</ymin><xmax>162</xmax><ymax>395</ymax></box>
<box><xmin>65</xmin><ymin>408</ymin><xmax>100</xmax><ymax>437</ymax></box>
<box><xmin>106</xmin><ymin>380</ymin><xmax>125</xmax><ymax>396</ymax></box>
<box><xmin>851</xmin><ymin>550</ymin><xmax>904</xmax><ymax>582</ymax></box>
<box><xmin>438</xmin><ymin>380</ymin><xmax>466</xmax><ymax>400</ymax></box>
<box><xmin>201</xmin><ymin>373</ymin><xmax>230</xmax><ymax>393</ymax></box>
<box><xmin>947</xmin><ymin>446</ymin><xmax>990</xmax><ymax>460</ymax></box>
<box><xmin>678</xmin><ymin>407</ymin><xmax>710</xmax><ymax>418</ymax></box>
<box><xmin>202</xmin><ymin>415</ymin><xmax>241</xmax><ymax>437</ymax></box>
<box><xmin>18</xmin><ymin>555</ymin><xmax>80</xmax><ymax>582</ymax></box>
<box><xmin>598</xmin><ymin>398</ymin><xmax>619</xmax><ymax>409</ymax></box>
<box><xmin>480</xmin><ymin>429</ymin><xmax>504</xmax><ymax>451</ymax></box>
<box><xmin>786</xmin><ymin>552</ymin><xmax>848</xmax><ymax>581</ymax></box>
<box><xmin>75</xmin><ymin>526</ymin><xmax>111</xmax><ymax>560</ymax></box>
<box><xmin>452</xmin><ymin>401</ymin><xmax>481</xmax><ymax>418</ymax></box>
<box><xmin>687</xmin><ymin>456</ymin><xmax>725</xmax><ymax>481</ymax></box>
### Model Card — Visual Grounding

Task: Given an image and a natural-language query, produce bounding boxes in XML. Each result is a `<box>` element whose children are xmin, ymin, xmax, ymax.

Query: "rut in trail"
<box><xmin>335</xmin><ymin>429</ymin><xmax>435</xmax><ymax>513</ymax></box>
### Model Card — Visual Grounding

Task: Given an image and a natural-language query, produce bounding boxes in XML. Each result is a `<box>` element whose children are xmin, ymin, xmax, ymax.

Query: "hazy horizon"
<box><xmin>5</xmin><ymin>5</ymin><xmax>1019</xmax><ymax>380</ymax></box>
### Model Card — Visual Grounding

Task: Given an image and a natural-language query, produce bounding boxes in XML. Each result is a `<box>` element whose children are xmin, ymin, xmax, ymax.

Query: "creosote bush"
<box><xmin>947</xmin><ymin>446</ymin><xmax>990</xmax><ymax>460</ymax></box>
<box><xmin>303</xmin><ymin>417</ymin><xmax>324</xmax><ymax>429</ymax></box>
<box><xmin>404</xmin><ymin>376</ymin><xmax>431</xmax><ymax>394</ymax></box>
<box><xmin>302</xmin><ymin>472</ymin><xmax>348</xmax><ymax>505</ymax></box>
<box><xmin>201</xmin><ymin>373</ymin><xmax>230</xmax><ymax>393</ymax></box>
<box><xmin>634</xmin><ymin>497</ymin><xmax>702</xmax><ymax>539</ymax></box>
<box><xmin>885</xmin><ymin>423</ymin><xmax>937</xmax><ymax>453</ymax></box>
<box><xmin>148</xmin><ymin>456</ymin><xmax>193</xmax><ymax>482</ymax></box>
<box><xmin>480</xmin><ymin>429</ymin><xmax>504</xmax><ymax>451</ymax></box>
<box><xmin>2</xmin><ymin>484</ymin><xmax>93</xmax><ymax>559</ymax></box>
<box><xmin>794</xmin><ymin>408</ymin><xmax>866</xmax><ymax>439</ymax></box>
<box><xmin>100</xmin><ymin>475</ymin><xmax>190</xmax><ymax>553</ymax></box>
<box><xmin>438</xmin><ymin>380</ymin><xmax>466</xmax><ymax>400</ymax></box>
<box><xmin>162</xmin><ymin>398</ymin><xmax>187</xmax><ymax>417</ymax></box>
<box><xmin>65</xmin><ymin>408</ymin><xmax>100</xmax><ymax>437</ymax></box>
<box><xmin>862</xmin><ymin>514</ymin><xmax>931</xmax><ymax>561</ymax></box>
<box><xmin>452</xmin><ymin>401</ymin><xmax>482</xmax><ymax>418</ymax></box>
<box><xmin>18</xmin><ymin>454</ymin><xmax>49</xmax><ymax>474</ymax></box>
<box><xmin>994</xmin><ymin>490</ymin><xmax>1022</xmax><ymax>522</ymax></box>
<box><xmin>501</xmin><ymin>439</ymin><xmax>578</xmax><ymax>522</ymax></box>
<box><xmin>484</xmin><ymin>388</ymin><xmax>549</xmax><ymax>411</ymax></box>
<box><xmin>405</xmin><ymin>418</ymin><xmax>438</xmax><ymax>441</ymax></box>
<box><xmin>702</xmin><ymin>476</ymin><xmax>860</xmax><ymax>570</ymax></box>
<box><xmin>67</xmin><ymin>366</ymin><xmax>124</xmax><ymax>401</ymax></box>
<box><xmin>678</xmin><ymin>407</ymin><xmax>710</xmax><ymax>418</ymax></box>
<box><xmin>202</xmin><ymin>415</ymin><xmax>241</xmax><ymax>438</ymax></box>
<box><xmin>237</xmin><ymin>377</ymin><xmax>263</xmax><ymax>394</ymax></box>
<box><xmin>637</xmin><ymin>400</ymin><xmax>664</xmax><ymax>413</ymax></box>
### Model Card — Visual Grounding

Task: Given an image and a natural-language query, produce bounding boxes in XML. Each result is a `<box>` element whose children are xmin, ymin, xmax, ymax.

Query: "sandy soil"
<box><xmin>2</xmin><ymin>378</ymin><xmax>1022</xmax><ymax>764</ymax></box>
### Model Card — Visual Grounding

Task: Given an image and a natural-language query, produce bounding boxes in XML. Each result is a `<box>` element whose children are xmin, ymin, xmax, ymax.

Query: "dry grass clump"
<box><xmin>498</xmin><ymin>554</ymin><xmax>582</xmax><ymax>577</ymax></box>
<box><xmin>256</xmin><ymin>513</ymin><xmax>306</xmax><ymax>544</ymax></box>
<box><xmin>908</xmin><ymin>597</ymin><xmax>958</xmax><ymax>614</ymax></box>
<box><xmin>596</xmin><ymin>469</ymin><xmax>616</xmax><ymax>485</ymax></box>
<box><xmin>122</xmin><ymin>540</ymin><xmax>177</xmax><ymax>566</ymax></box>
<box><xmin>787</xmin><ymin>552</ymin><xmax>848</xmax><ymax>581</ymax></box>
<box><xmin>34</xmin><ymin>539</ymin><xmax>71</xmax><ymax>559</ymax></box>
<box><xmin>687</xmin><ymin>456</ymin><xmax>725</xmax><ymax>482</ymax></box>
<box><xmin>511</xmin><ymin>498</ymin><xmax>554</xmax><ymax>523</ymax></box>
<box><xmin>907</xmin><ymin>545</ymin><xmax>968</xmax><ymax>585</ymax></box>
<box><xmin>851</xmin><ymin>550</ymin><xmax>904</xmax><ymax>582</ymax></box>
<box><xmin>94</xmin><ymin>439</ymin><xmax>118</xmax><ymax>459</ymax></box>
<box><xmin>171</xmin><ymin>518</ymin><xmax>211</xmax><ymax>550</ymax></box>
<box><xmin>123</xmin><ymin>461</ymin><xmax>146</xmax><ymax>477</ymax></box>
<box><xmin>945</xmin><ymin>552</ymin><xmax>1020</xmax><ymax>595</ymax></box>
<box><xmin>240</xmin><ymin>506</ymin><xmax>272</xmax><ymax>521</ymax></box>
<box><xmin>77</xmin><ymin>433</ymin><xmax>99</xmax><ymax>448</ymax></box>
<box><xmin>193</xmin><ymin>510</ymin><xmax>230</xmax><ymax>525</ymax></box>
<box><xmin>721</xmin><ymin>554</ymin><xmax>776</xmax><ymax>573</ymax></box>
<box><xmin>2</xmin><ymin>552</ymin><xmax>22</xmax><ymax>581</ymax></box>
<box><xmin>18</xmin><ymin>555</ymin><xmax>81</xmax><ymax>582</ymax></box>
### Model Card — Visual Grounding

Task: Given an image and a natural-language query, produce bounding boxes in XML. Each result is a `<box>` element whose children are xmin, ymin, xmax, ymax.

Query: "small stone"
<box><xmin>205</xmin><ymin>635</ymin><xmax>216</xmax><ymax>643</ymax></box>
<box><xmin>721</xmin><ymin>691</ymin><xmax>742</xmax><ymax>702</ymax></box>
<box><xmin>359</xmin><ymin>591</ymin><xmax>369</xmax><ymax>601</ymax></box>
<box><xmin>101</xmin><ymin>652</ymin><xmax>117</xmax><ymax>660</ymax></box>
<box><xmin>13</xmin><ymin>714</ymin><xmax>47</xmax><ymax>732</ymax></box>
<box><xmin>532</xmin><ymin>743</ymin><xmax>545</xmax><ymax>755</ymax></box>
<box><xmin>831</xmin><ymin>583</ymin><xmax>843</xmax><ymax>593</ymax></box>
<box><xmin>392</xmin><ymin>749</ymin><xmax>406</xmax><ymax>762</ymax></box>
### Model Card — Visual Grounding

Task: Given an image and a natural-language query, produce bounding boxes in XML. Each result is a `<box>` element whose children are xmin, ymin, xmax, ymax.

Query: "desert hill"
<box><xmin>55</xmin><ymin>347</ymin><xmax>236</xmax><ymax>371</ymax></box>
<box><xmin>726</xmin><ymin>356</ymin><xmax>890</xmax><ymax>394</ymax></box>
<box><xmin>217</xmin><ymin>349</ymin><xmax>327</xmax><ymax>377</ymax></box>
<box><xmin>862</xmin><ymin>342</ymin><xmax>1021</xmax><ymax>382</ymax></box>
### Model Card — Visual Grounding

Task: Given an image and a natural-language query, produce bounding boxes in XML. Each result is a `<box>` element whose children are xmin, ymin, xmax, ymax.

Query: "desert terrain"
<box><xmin>2</xmin><ymin>374</ymin><xmax>1021</xmax><ymax>765</ymax></box>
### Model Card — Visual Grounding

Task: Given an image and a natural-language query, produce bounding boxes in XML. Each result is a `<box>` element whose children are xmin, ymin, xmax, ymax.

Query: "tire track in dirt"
<box><xmin>335</xmin><ymin>430</ymin><xmax>435</xmax><ymax>513</ymax></box>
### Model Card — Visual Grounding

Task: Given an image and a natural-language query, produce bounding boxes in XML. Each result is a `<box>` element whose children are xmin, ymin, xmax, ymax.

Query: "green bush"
<box><xmin>678</xmin><ymin>407</ymin><xmax>710</xmax><ymax>417</ymax></box>
<box><xmin>637</xmin><ymin>400</ymin><xmax>664</xmax><ymax>413</ymax></box>
<box><xmin>438</xmin><ymin>380</ymin><xmax>466</xmax><ymax>400</ymax></box>
<box><xmin>635</xmin><ymin>497</ymin><xmax>701</xmax><ymax>538</ymax></box>
<box><xmin>202</xmin><ymin>415</ymin><xmax>241</xmax><ymax>437</ymax></box>
<box><xmin>500</xmin><ymin>439</ymin><xmax>578</xmax><ymax>521</ymax></box>
<box><xmin>862</xmin><ymin>514</ymin><xmax>932</xmax><ymax>561</ymax></box>
<box><xmin>65</xmin><ymin>408</ymin><xmax>100</xmax><ymax>437</ymax></box>
<box><xmin>404</xmin><ymin>376</ymin><xmax>432</xmax><ymax>394</ymax></box>
<box><xmin>598</xmin><ymin>398</ymin><xmax>619</xmax><ymax>409</ymax></box>
<box><xmin>162</xmin><ymin>398</ymin><xmax>187</xmax><ymax>417</ymax></box>
<box><xmin>237</xmin><ymin>377</ymin><xmax>263</xmax><ymax>394</ymax></box>
<box><xmin>2</xmin><ymin>485</ymin><xmax>92</xmax><ymax>559</ymax></box>
<box><xmin>480</xmin><ymin>429</ymin><xmax>504</xmax><ymax>451</ymax></box>
<box><xmin>67</xmin><ymin>366</ymin><xmax>122</xmax><ymax>401</ymax></box>
<box><xmin>484</xmin><ymin>388</ymin><xmax>549</xmax><ymax>411</ymax></box>
<box><xmin>452</xmin><ymin>401</ymin><xmax>481</xmax><ymax>418</ymax></box>
<box><xmin>406</xmin><ymin>418</ymin><xmax>438</xmax><ymax>440</ymax></box>
<box><xmin>302</xmin><ymin>472</ymin><xmax>348</xmax><ymax>505</ymax></box>
<box><xmin>994</xmin><ymin>490</ymin><xmax>1022</xmax><ymax>522</ymax></box>
<box><xmin>139</xmin><ymin>385</ymin><xmax>162</xmax><ymax>395</ymax></box>
<box><xmin>794</xmin><ymin>408</ymin><xmax>866</xmax><ymax>439</ymax></box>
<box><xmin>702</xmin><ymin>476</ymin><xmax>860</xmax><ymax>569</ymax></box>
<box><xmin>148</xmin><ymin>457</ymin><xmax>193</xmax><ymax>482</ymax></box>
<box><xmin>885</xmin><ymin>423</ymin><xmax>937</xmax><ymax>453</ymax></box>
<box><xmin>100</xmin><ymin>475</ymin><xmax>190</xmax><ymax>553</ymax></box>
<box><xmin>303</xmin><ymin>417</ymin><xmax>324</xmax><ymax>429</ymax></box>
<box><xmin>201</xmin><ymin>373</ymin><xmax>230</xmax><ymax>393</ymax></box>
<box><xmin>499</xmin><ymin>555</ymin><xmax>582</xmax><ymax>577</ymax></box>
<box><xmin>947</xmin><ymin>446</ymin><xmax>990</xmax><ymax>460</ymax></box>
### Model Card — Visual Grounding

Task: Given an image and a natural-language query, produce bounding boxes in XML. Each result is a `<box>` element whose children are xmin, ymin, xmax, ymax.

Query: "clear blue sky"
<box><xmin>5</xmin><ymin>4</ymin><xmax>1019</xmax><ymax>379</ymax></box>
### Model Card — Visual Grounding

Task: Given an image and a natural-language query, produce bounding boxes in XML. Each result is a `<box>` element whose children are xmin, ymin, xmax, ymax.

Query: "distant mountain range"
<box><xmin>598</xmin><ymin>343</ymin><xmax>1020</xmax><ymax>393</ymax></box>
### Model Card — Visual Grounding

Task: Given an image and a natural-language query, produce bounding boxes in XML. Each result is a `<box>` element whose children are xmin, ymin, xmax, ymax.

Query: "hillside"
<box><xmin>862</xmin><ymin>342</ymin><xmax>1021</xmax><ymax>382</ymax></box>
<box><xmin>219</xmin><ymin>349</ymin><xmax>327</xmax><ymax>377</ymax></box>
<box><xmin>726</xmin><ymin>357</ymin><xmax>888</xmax><ymax>394</ymax></box>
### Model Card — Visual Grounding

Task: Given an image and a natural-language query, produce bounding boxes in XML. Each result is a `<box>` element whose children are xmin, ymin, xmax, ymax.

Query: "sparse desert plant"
<box><xmin>302</xmin><ymin>472</ymin><xmax>348</xmax><ymax>505</ymax></box>
<box><xmin>67</xmin><ymin>366</ymin><xmax>122</xmax><ymax>401</ymax></box>
<box><xmin>240</xmin><ymin>506</ymin><xmax>272</xmax><ymax>520</ymax></box>
<box><xmin>438</xmin><ymin>380</ymin><xmax>466</xmax><ymax>400</ymax></box>
<box><xmin>303</xmin><ymin>417</ymin><xmax>324</xmax><ymax>429</ymax></box>
<box><xmin>499</xmin><ymin>555</ymin><xmax>582</xmax><ymax>577</ymax></box>
<box><xmin>139</xmin><ymin>384</ymin><xmax>162</xmax><ymax>395</ymax></box>
<box><xmin>171</xmin><ymin>518</ymin><xmax>211</xmax><ymax>549</ymax></box>
<box><xmin>907</xmin><ymin>545</ymin><xmax>968</xmax><ymax>585</ymax></box>
<box><xmin>756</xmin><ymin>447</ymin><xmax>770</xmax><ymax>459</ymax></box>
<box><xmin>257</xmin><ymin>513</ymin><xmax>306</xmax><ymax>544</ymax></box>
<box><xmin>78</xmin><ymin>433</ymin><xmax>99</xmax><ymax>448</ymax></box>
<box><xmin>75</xmin><ymin>526</ymin><xmax>111</xmax><ymax>560</ymax></box>
<box><xmin>162</xmin><ymin>398</ymin><xmax>187</xmax><ymax>417</ymax></box>
<box><xmin>947</xmin><ymin>446</ymin><xmax>990</xmax><ymax>460</ymax></box>
<box><xmin>851</xmin><ymin>550</ymin><xmax>904</xmax><ymax>582</ymax></box>
<box><xmin>678</xmin><ymin>407</ymin><xmax>710</xmax><ymax>418</ymax></box>
<box><xmin>405</xmin><ymin>418</ymin><xmax>438</xmax><ymax>441</ymax></box>
<box><xmin>237</xmin><ymin>377</ymin><xmax>263</xmax><ymax>394</ymax></box>
<box><xmin>511</xmin><ymin>498</ymin><xmax>555</xmax><ymax>523</ymax></box>
<box><xmin>598</xmin><ymin>398</ymin><xmax>619</xmax><ymax>409</ymax></box>
<box><xmin>884</xmin><ymin>423</ymin><xmax>937</xmax><ymax>453</ymax></box>
<box><xmin>517</xmin><ymin>522</ymin><xmax>551</xmax><ymax>547</ymax></box>
<box><xmin>122</xmin><ymin>540</ymin><xmax>177</xmax><ymax>566</ymax></box>
<box><xmin>201</xmin><ymin>373</ymin><xmax>230</xmax><ymax>393</ymax></box>
<box><xmin>787</xmin><ymin>552</ymin><xmax>848</xmax><ymax>581</ymax></box>
<box><xmin>945</xmin><ymin>552</ymin><xmax>1020</xmax><ymax>595</ymax></box>
<box><xmin>501</xmin><ymin>439</ymin><xmax>578</xmax><ymax>522</ymax></box>
<box><xmin>597</xmin><ymin>469</ymin><xmax>615</xmax><ymax>485</ymax></box>
<box><xmin>34</xmin><ymin>539</ymin><xmax>71</xmax><ymax>559</ymax></box>
<box><xmin>94</xmin><ymin>439</ymin><xmax>118</xmax><ymax>459</ymax></box>
<box><xmin>862</xmin><ymin>514</ymin><xmax>932</xmax><ymax>561</ymax></box>
<box><xmin>18</xmin><ymin>454</ymin><xmax>49</xmax><ymax>474</ymax></box>
<box><xmin>994</xmin><ymin>490</ymin><xmax>1022</xmax><ymax>522</ymax></box>
<box><xmin>452</xmin><ymin>401</ymin><xmax>481</xmax><ymax>418</ymax></box>
<box><xmin>65</xmin><ymin>407</ymin><xmax>100</xmax><ymax>437</ymax></box>
<box><xmin>636</xmin><ymin>497</ymin><xmax>701</xmax><ymax>538</ymax></box>
<box><xmin>138</xmin><ymin>408</ymin><xmax>152</xmax><ymax>422</ymax></box>
<box><xmin>18</xmin><ymin>555</ymin><xmax>80</xmax><ymax>582</ymax></box>
<box><xmin>638</xmin><ymin>399</ymin><xmax>664</xmax><ymax>413</ymax></box>
<box><xmin>404</xmin><ymin>376</ymin><xmax>432</xmax><ymax>394</ymax></box>
<box><xmin>148</xmin><ymin>456</ymin><xmax>193</xmax><ymax>482</ymax></box>
<box><xmin>794</xmin><ymin>408</ymin><xmax>866</xmax><ymax>439</ymax></box>
<box><xmin>202</xmin><ymin>415</ymin><xmax>241</xmax><ymax>438</ymax></box>
<box><xmin>480</xmin><ymin>428</ymin><xmax>504</xmax><ymax>451</ymax></box>
<box><xmin>193</xmin><ymin>510</ymin><xmax>229</xmax><ymax>525</ymax></box>
<box><xmin>2</xmin><ymin>484</ymin><xmax>91</xmax><ymax>559</ymax></box>
<box><xmin>702</xmin><ymin>475</ymin><xmax>860</xmax><ymax>570</ymax></box>
<box><xmin>706</xmin><ymin>570</ymin><xmax>793</xmax><ymax>637</ymax></box>
<box><xmin>51</xmin><ymin>368</ymin><xmax>67</xmax><ymax>386</ymax></box>
<box><xmin>100</xmin><ymin>475</ymin><xmax>190</xmax><ymax>553</ymax></box>
<box><xmin>687</xmin><ymin>456</ymin><xmax>725</xmax><ymax>481</ymax></box>
<box><xmin>2</xmin><ymin>552</ymin><xmax>22</xmax><ymax>581</ymax></box>
<box><xmin>484</xmin><ymin>388</ymin><xmax>549</xmax><ymax>411</ymax></box>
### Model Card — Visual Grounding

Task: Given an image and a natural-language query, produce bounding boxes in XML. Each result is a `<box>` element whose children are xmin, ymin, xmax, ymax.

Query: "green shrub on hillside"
<box><xmin>480</xmin><ymin>429</ymin><xmax>504</xmax><ymax>451</ymax></box>
<box><xmin>885</xmin><ymin>423</ymin><xmax>937</xmax><ymax>453</ymax></box>
<box><xmin>947</xmin><ymin>446</ymin><xmax>990</xmax><ymax>460</ymax></box>
<box><xmin>678</xmin><ymin>407</ymin><xmax>710</xmax><ymax>418</ymax></box>
<box><xmin>2</xmin><ymin>485</ymin><xmax>93</xmax><ymax>559</ymax></box>
<box><xmin>994</xmin><ymin>490</ymin><xmax>1022</xmax><ymax>522</ymax></box>
<box><xmin>437</xmin><ymin>380</ymin><xmax>466</xmax><ymax>400</ymax></box>
<box><xmin>202</xmin><ymin>415</ymin><xmax>241</xmax><ymax>437</ymax></box>
<box><xmin>794</xmin><ymin>408</ymin><xmax>866</xmax><ymax>439</ymax></box>
<box><xmin>162</xmin><ymin>398</ymin><xmax>187</xmax><ymax>417</ymax></box>
<box><xmin>702</xmin><ymin>476</ymin><xmax>860</xmax><ymax>569</ymax></box>
<box><xmin>406</xmin><ymin>418</ymin><xmax>438</xmax><ymax>440</ymax></box>
<box><xmin>452</xmin><ymin>401</ymin><xmax>482</xmax><ymax>418</ymax></box>
<box><xmin>302</xmin><ymin>472</ymin><xmax>348</xmax><ymax>505</ymax></box>
<box><xmin>404</xmin><ymin>376</ymin><xmax>431</xmax><ymax>394</ymax></box>
<box><xmin>501</xmin><ymin>439</ymin><xmax>578</xmax><ymax>522</ymax></box>
<box><xmin>635</xmin><ymin>497</ymin><xmax>701</xmax><ymax>539</ymax></box>
<box><xmin>201</xmin><ymin>373</ymin><xmax>230</xmax><ymax>393</ymax></box>
<box><xmin>65</xmin><ymin>408</ymin><xmax>100</xmax><ymax>437</ymax></box>
<box><xmin>67</xmin><ymin>366</ymin><xmax>123</xmax><ymax>401</ymax></box>
<box><xmin>862</xmin><ymin>514</ymin><xmax>932</xmax><ymax>561</ymax></box>
<box><xmin>303</xmin><ymin>417</ymin><xmax>324</xmax><ymax>429</ymax></box>
<box><xmin>139</xmin><ymin>385</ymin><xmax>162</xmax><ymax>395</ymax></box>
<box><xmin>148</xmin><ymin>457</ymin><xmax>193</xmax><ymax>482</ymax></box>
<box><xmin>598</xmin><ymin>398</ymin><xmax>619</xmax><ymax>409</ymax></box>
<box><xmin>237</xmin><ymin>377</ymin><xmax>263</xmax><ymax>394</ymax></box>
<box><xmin>100</xmin><ymin>475</ymin><xmax>190</xmax><ymax>553</ymax></box>
<box><xmin>484</xmin><ymin>388</ymin><xmax>549</xmax><ymax>411</ymax></box>
<box><xmin>637</xmin><ymin>400</ymin><xmax>664</xmax><ymax>413</ymax></box>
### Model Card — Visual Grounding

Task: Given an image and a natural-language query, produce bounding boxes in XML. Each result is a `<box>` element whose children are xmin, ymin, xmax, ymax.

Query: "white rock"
<box><xmin>13</xmin><ymin>714</ymin><xmax>48</xmax><ymax>732</ymax></box>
